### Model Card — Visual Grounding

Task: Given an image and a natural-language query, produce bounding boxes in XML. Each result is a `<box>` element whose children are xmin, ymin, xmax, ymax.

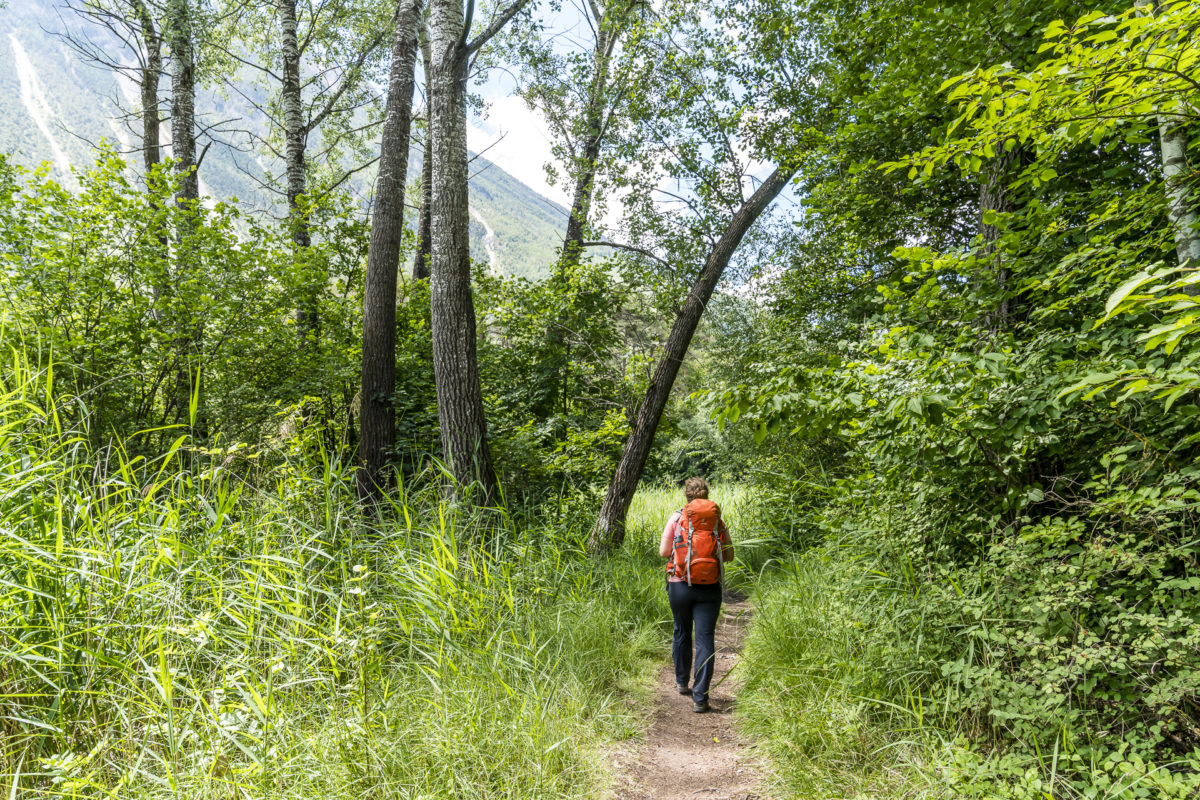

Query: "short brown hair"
<box><xmin>684</xmin><ymin>477</ymin><xmax>709</xmax><ymax>502</ymax></box>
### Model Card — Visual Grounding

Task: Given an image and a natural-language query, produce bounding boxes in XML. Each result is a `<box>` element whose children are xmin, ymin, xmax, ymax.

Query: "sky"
<box><xmin>468</xmin><ymin>93</ymin><xmax>569</xmax><ymax>207</ymax></box>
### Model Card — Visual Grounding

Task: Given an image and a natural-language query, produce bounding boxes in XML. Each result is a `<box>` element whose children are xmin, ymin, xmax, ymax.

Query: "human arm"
<box><xmin>719</xmin><ymin>518</ymin><xmax>734</xmax><ymax>562</ymax></box>
<box><xmin>659</xmin><ymin>511</ymin><xmax>681</xmax><ymax>558</ymax></box>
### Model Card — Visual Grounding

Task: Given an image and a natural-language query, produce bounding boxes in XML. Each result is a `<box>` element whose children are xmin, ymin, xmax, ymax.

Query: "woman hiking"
<box><xmin>659</xmin><ymin>477</ymin><xmax>734</xmax><ymax>713</ymax></box>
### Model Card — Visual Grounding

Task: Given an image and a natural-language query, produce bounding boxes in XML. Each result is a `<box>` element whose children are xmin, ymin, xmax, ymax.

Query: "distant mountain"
<box><xmin>0</xmin><ymin>0</ymin><xmax>567</xmax><ymax>280</ymax></box>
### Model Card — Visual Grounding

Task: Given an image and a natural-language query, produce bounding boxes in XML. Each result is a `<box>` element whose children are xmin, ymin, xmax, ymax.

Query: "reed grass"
<box><xmin>0</xmin><ymin>344</ymin><xmax>666</xmax><ymax>798</ymax></box>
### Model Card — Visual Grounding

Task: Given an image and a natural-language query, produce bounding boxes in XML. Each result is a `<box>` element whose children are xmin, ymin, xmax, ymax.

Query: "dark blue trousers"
<box><xmin>668</xmin><ymin>580</ymin><xmax>722</xmax><ymax>702</ymax></box>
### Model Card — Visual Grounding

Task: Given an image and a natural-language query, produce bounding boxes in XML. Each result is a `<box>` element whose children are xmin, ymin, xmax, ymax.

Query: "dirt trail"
<box><xmin>609</xmin><ymin>595</ymin><xmax>764</xmax><ymax>800</ymax></box>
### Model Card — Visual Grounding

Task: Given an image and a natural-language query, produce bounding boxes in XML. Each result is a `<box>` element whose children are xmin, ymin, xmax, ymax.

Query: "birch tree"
<box><xmin>168</xmin><ymin>0</ymin><xmax>198</xmax><ymax>204</ymax></box>
<box><xmin>166</xmin><ymin>0</ymin><xmax>202</xmax><ymax>427</ymax></box>
<box><xmin>412</xmin><ymin>28</ymin><xmax>434</xmax><ymax>280</ymax></box>
<box><xmin>1136</xmin><ymin>0</ymin><xmax>1200</xmax><ymax>284</ymax></box>
<box><xmin>212</xmin><ymin>0</ymin><xmax>391</xmax><ymax>344</ymax></box>
<box><xmin>272</xmin><ymin>0</ymin><xmax>391</xmax><ymax>342</ymax></box>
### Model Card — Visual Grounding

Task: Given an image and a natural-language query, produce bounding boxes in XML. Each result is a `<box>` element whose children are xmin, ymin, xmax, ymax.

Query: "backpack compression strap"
<box><xmin>685</xmin><ymin>506</ymin><xmax>695</xmax><ymax>585</ymax></box>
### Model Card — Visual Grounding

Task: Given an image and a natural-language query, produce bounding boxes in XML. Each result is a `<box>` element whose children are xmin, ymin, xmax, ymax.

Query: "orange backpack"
<box><xmin>668</xmin><ymin>499</ymin><xmax>725</xmax><ymax>586</ymax></box>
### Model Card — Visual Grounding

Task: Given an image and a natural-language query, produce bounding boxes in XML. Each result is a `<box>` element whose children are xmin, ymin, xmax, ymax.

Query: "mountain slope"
<box><xmin>0</xmin><ymin>0</ymin><xmax>566</xmax><ymax>279</ymax></box>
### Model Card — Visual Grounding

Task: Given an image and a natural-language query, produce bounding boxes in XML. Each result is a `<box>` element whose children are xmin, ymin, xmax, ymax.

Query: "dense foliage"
<box><xmin>714</xmin><ymin>0</ymin><xmax>1200</xmax><ymax>796</ymax></box>
<box><xmin>0</xmin><ymin>339</ymin><xmax>676</xmax><ymax>796</ymax></box>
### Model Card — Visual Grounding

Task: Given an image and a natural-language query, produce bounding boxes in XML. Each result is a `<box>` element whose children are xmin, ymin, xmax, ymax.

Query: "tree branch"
<box><xmin>465</xmin><ymin>0</ymin><xmax>534</xmax><ymax>54</ymax></box>
<box><xmin>582</xmin><ymin>239</ymin><xmax>672</xmax><ymax>269</ymax></box>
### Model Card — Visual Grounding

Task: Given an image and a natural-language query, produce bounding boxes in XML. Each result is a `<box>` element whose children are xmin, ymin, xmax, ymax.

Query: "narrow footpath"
<box><xmin>609</xmin><ymin>596</ymin><xmax>764</xmax><ymax>800</ymax></box>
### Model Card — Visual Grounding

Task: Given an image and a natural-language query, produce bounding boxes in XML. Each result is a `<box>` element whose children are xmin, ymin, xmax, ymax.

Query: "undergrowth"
<box><xmin>740</xmin><ymin>522</ymin><xmax>1200</xmax><ymax>800</ymax></box>
<box><xmin>0</xmin><ymin>345</ymin><xmax>667</xmax><ymax>798</ymax></box>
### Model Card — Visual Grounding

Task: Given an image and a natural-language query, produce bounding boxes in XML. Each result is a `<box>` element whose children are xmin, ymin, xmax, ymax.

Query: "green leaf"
<box><xmin>1101</xmin><ymin>271</ymin><xmax>1154</xmax><ymax>322</ymax></box>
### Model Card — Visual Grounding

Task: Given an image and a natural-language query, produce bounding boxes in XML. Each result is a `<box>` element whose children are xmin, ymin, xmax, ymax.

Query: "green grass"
<box><xmin>737</xmin><ymin>537</ymin><xmax>1200</xmax><ymax>800</ymax></box>
<box><xmin>0</xmin><ymin>344</ymin><xmax>669</xmax><ymax>798</ymax></box>
<box><xmin>737</xmin><ymin>549</ymin><xmax>951</xmax><ymax>800</ymax></box>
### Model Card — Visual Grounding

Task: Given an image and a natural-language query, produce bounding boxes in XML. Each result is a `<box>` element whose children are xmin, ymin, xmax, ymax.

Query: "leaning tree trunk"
<box><xmin>357</xmin><ymin>0</ymin><xmax>423</xmax><ymax>503</ymax></box>
<box><xmin>413</xmin><ymin>31</ymin><xmax>433</xmax><ymax>280</ymax></box>
<box><xmin>167</xmin><ymin>0</ymin><xmax>201</xmax><ymax>431</ymax></box>
<box><xmin>277</xmin><ymin>0</ymin><xmax>320</xmax><ymax>343</ymax></box>
<box><xmin>428</xmin><ymin>0</ymin><xmax>499</xmax><ymax>504</ymax></box>
<box><xmin>589</xmin><ymin>166</ymin><xmax>795</xmax><ymax>552</ymax></box>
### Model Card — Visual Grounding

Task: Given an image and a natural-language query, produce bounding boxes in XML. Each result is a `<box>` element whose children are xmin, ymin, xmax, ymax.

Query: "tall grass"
<box><xmin>0</xmin><ymin>344</ymin><xmax>666</xmax><ymax>798</ymax></box>
<box><xmin>737</xmin><ymin>547</ymin><xmax>950</xmax><ymax>799</ymax></box>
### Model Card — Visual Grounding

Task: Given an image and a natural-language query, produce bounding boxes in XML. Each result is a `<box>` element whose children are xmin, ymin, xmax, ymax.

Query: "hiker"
<box><xmin>660</xmin><ymin>477</ymin><xmax>734</xmax><ymax>713</ymax></box>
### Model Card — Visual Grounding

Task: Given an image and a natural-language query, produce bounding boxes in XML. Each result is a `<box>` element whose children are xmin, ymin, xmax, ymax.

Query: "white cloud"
<box><xmin>468</xmin><ymin>95</ymin><xmax>570</xmax><ymax>207</ymax></box>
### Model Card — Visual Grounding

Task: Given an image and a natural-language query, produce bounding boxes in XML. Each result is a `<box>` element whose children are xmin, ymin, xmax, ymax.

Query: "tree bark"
<box><xmin>358</xmin><ymin>0</ymin><xmax>423</xmax><ymax>503</ymax></box>
<box><xmin>167</xmin><ymin>0</ymin><xmax>200</xmax><ymax>429</ymax></box>
<box><xmin>276</xmin><ymin>0</ymin><xmax>321</xmax><ymax>344</ymax></box>
<box><xmin>168</xmin><ymin>0</ymin><xmax>197</xmax><ymax>204</ymax></box>
<box><xmin>589</xmin><ymin>166</ymin><xmax>795</xmax><ymax>552</ymax></box>
<box><xmin>1159</xmin><ymin>117</ymin><xmax>1200</xmax><ymax>293</ymax></box>
<box><xmin>558</xmin><ymin>17</ymin><xmax>618</xmax><ymax>273</ymax></box>
<box><xmin>428</xmin><ymin>0</ymin><xmax>500</xmax><ymax>504</ymax></box>
<box><xmin>132</xmin><ymin>0</ymin><xmax>162</xmax><ymax>174</ymax></box>
<box><xmin>536</xmin><ymin>8</ymin><xmax>622</xmax><ymax>421</ymax></box>
<box><xmin>413</xmin><ymin>30</ymin><xmax>433</xmax><ymax>280</ymax></box>
<box><xmin>1134</xmin><ymin>0</ymin><xmax>1199</xmax><ymax>292</ymax></box>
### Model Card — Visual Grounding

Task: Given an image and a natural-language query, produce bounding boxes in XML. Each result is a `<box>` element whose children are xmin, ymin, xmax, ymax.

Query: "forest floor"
<box><xmin>608</xmin><ymin>593</ymin><xmax>765</xmax><ymax>800</ymax></box>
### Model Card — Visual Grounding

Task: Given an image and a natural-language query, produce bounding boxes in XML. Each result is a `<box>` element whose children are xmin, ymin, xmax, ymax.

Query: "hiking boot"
<box><xmin>693</xmin><ymin>699</ymin><xmax>710</xmax><ymax>713</ymax></box>
<box><xmin>676</xmin><ymin>684</ymin><xmax>690</xmax><ymax>695</ymax></box>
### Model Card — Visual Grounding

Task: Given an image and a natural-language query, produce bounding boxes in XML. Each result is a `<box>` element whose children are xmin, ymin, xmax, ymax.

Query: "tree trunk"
<box><xmin>167</xmin><ymin>0</ymin><xmax>200</xmax><ymax>430</ymax></box>
<box><xmin>413</xmin><ymin>31</ymin><xmax>433</xmax><ymax>280</ymax></box>
<box><xmin>589</xmin><ymin>166</ymin><xmax>795</xmax><ymax>552</ymax></box>
<box><xmin>1159</xmin><ymin>117</ymin><xmax>1200</xmax><ymax>293</ymax></box>
<box><xmin>1134</xmin><ymin>0</ymin><xmax>1199</xmax><ymax>292</ymax></box>
<box><xmin>428</xmin><ymin>0</ymin><xmax>499</xmax><ymax>504</ymax></box>
<box><xmin>277</xmin><ymin>0</ymin><xmax>320</xmax><ymax>343</ymax></box>
<box><xmin>357</xmin><ymin>0</ymin><xmax>423</xmax><ymax>503</ymax></box>
<box><xmin>133</xmin><ymin>0</ymin><xmax>167</xmax><ymax>337</ymax></box>
<box><xmin>535</xmin><ymin>17</ymin><xmax>619</xmax><ymax>422</ymax></box>
<box><xmin>978</xmin><ymin>147</ymin><xmax>1018</xmax><ymax>328</ymax></box>
<box><xmin>168</xmin><ymin>0</ymin><xmax>197</xmax><ymax>204</ymax></box>
<box><xmin>133</xmin><ymin>0</ymin><xmax>162</xmax><ymax>174</ymax></box>
<box><xmin>558</xmin><ymin>22</ymin><xmax>615</xmax><ymax>273</ymax></box>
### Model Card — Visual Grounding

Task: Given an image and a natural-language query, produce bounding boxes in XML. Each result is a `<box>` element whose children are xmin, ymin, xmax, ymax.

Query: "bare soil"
<box><xmin>608</xmin><ymin>595</ymin><xmax>764</xmax><ymax>800</ymax></box>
